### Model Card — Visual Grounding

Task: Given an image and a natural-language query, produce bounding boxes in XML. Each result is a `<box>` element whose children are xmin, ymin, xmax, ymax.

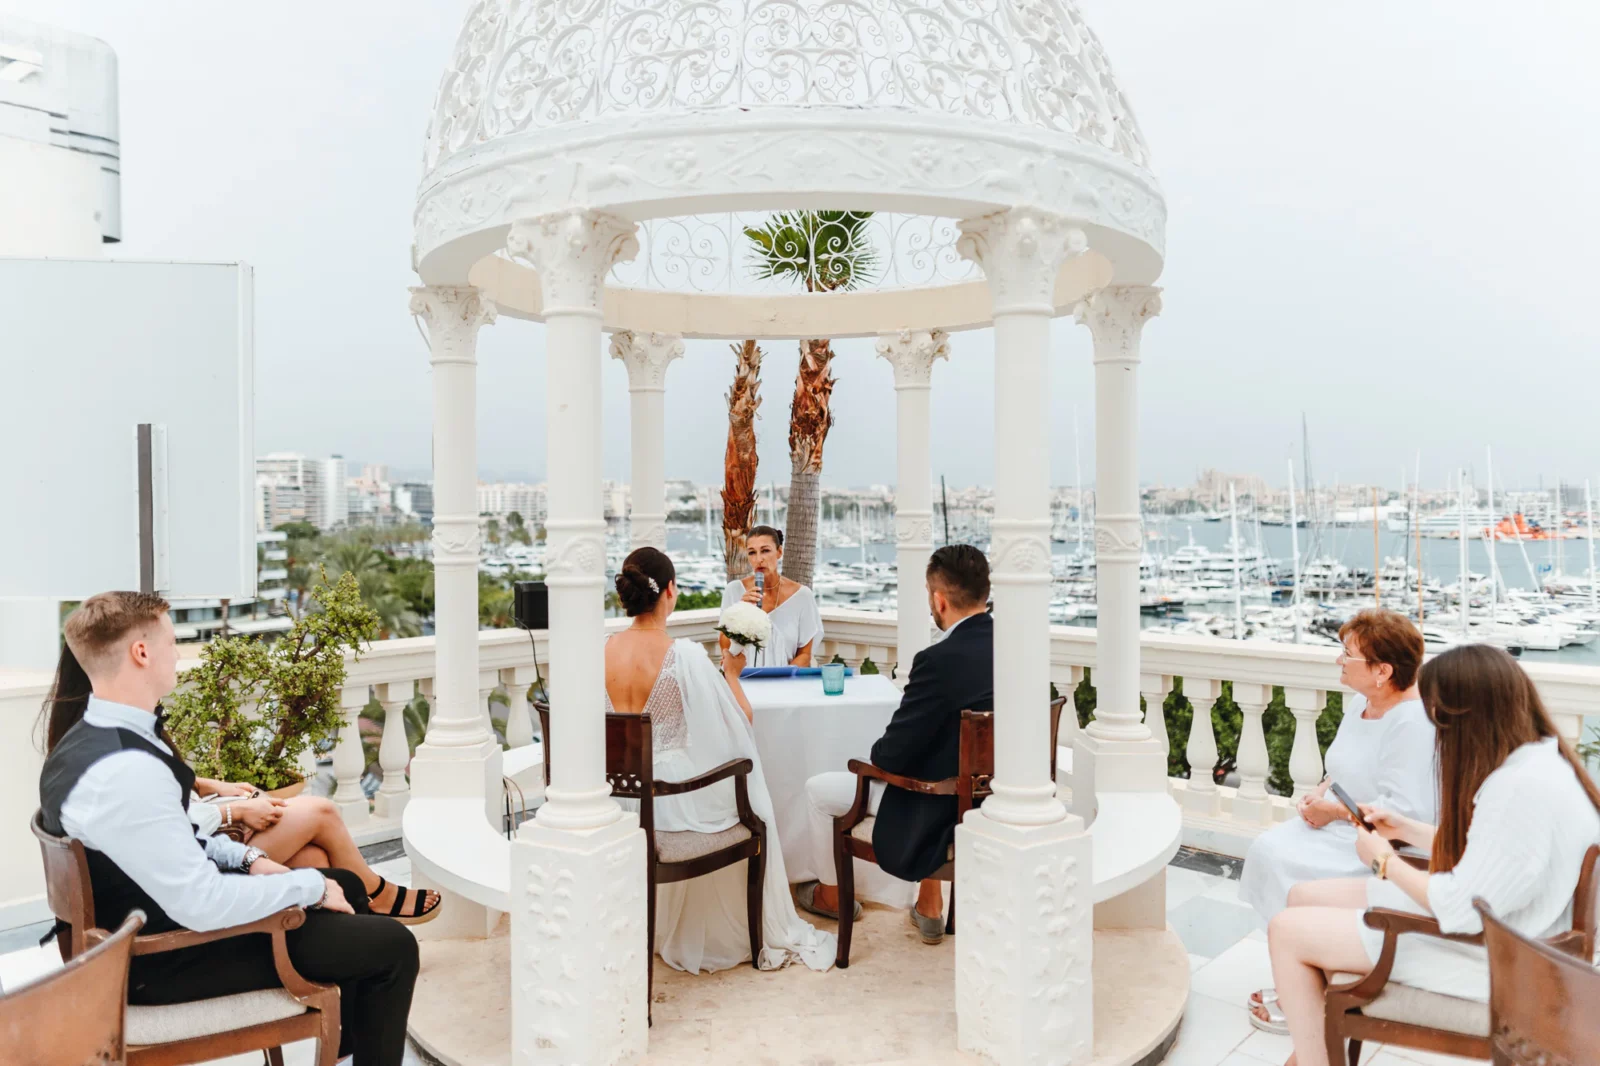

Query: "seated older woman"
<box><xmin>1239</xmin><ymin>608</ymin><xmax>1436</xmax><ymax>1033</ymax></box>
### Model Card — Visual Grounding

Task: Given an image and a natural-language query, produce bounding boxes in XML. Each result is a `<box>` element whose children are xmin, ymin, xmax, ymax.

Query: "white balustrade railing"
<box><xmin>7</xmin><ymin>606</ymin><xmax>1597</xmax><ymax>924</ymax></box>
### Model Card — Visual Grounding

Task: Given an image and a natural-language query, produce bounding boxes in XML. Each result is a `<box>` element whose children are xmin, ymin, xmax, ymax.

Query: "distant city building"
<box><xmin>255</xmin><ymin>452</ymin><xmax>346</xmax><ymax>531</ymax></box>
<box><xmin>0</xmin><ymin>16</ymin><xmax>121</xmax><ymax>255</ymax></box>
<box><xmin>168</xmin><ymin>531</ymin><xmax>293</xmax><ymax>644</ymax></box>
<box><xmin>477</xmin><ymin>481</ymin><xmax>547</xmax><ymax>526</ymax></box>
<box><xmin>394</xmin><ymin>482</ymin><xmax>434</xmax><ymax>524</ymax></box>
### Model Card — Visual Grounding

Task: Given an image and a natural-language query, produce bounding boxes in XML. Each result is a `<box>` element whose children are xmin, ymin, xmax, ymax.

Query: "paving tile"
<box><xmin>1232</xmin><ymin>1027</ymin><xmax>1293</xmax><ymax>1063</ymax></box>
<box><xmin>1162</xmin><ymin>1000</ymin><xmax>1254</xmax><ymax>1066</ymax></box>
<box><xmin>1189</xmin><ymin>953</ymin><xmax>1213</xmax><ymax>973</ymax></box>
<box><xmin>1190</xmin><ymin>937</ymin><xmax>1272</xmax><ymax>1009</ymax></box>
<box><xmin>1373</xmin><ymin>1047</ymin><xmax>1483</xmax><ymax>1065</ymax></box>
<box><xmin>0</xmin><ymin>942</ymin><xmax>59</xmax><ymax>994</ymax></box>
<box><xmin>1167</xmin><ymin>866</ymin><xmax>1224</xmax><ymax>910</ymax></box>
<box><xmin>1168</xmin><ymin>895</ymin><xmax>1263</xmax><ymax>958</ymax></box>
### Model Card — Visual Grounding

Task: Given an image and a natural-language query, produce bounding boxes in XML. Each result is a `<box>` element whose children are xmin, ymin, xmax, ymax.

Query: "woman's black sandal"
<box><xmin>371</xmin><ymin>876</ymin><xmax>442</xmax><ymax>925</ymax></box>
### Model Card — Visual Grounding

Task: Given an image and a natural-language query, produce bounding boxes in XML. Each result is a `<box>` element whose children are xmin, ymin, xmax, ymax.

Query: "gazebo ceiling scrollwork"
<box><xmin>414</xmin><ymin>0</ymin><xmax>1165</xmax><ymax>332</ymax></box>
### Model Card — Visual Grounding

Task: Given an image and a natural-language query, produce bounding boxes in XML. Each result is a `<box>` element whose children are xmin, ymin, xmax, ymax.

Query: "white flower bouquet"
<box><xmin>717</xmin><ymin>600</ymin><xmax>772</xmax><ymax>652</ymax></box>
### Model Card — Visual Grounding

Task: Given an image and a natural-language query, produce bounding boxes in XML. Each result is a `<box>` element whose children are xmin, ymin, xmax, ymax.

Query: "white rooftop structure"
<box><xmin>0</xmin><ymin>15</ymin><xmax>121</xmax><ymax>248</ymax></box>
<box><xmin>404</xmin><ymin>1</ymin><xmax>1177</xmax><ymax>1064</ymax></box>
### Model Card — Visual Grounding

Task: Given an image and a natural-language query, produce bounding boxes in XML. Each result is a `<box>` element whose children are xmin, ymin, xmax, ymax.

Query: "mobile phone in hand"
<box><xmin>1328</xmin><ymin>781</ymin><xmax>1375</xmax><ymax>831</ymax></box>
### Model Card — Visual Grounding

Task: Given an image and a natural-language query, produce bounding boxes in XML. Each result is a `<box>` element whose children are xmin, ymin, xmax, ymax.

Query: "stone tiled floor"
<box><xmin>0</xmin><ymin>849</ymin><xmax>1480</xmax><ymax>1066</ymax></box>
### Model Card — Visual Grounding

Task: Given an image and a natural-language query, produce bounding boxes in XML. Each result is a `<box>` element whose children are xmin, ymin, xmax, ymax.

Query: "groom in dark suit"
<box><xmin>796</xmin><ymin>545</ymin><xmax>993</xmax><ymax>944</ymax></box>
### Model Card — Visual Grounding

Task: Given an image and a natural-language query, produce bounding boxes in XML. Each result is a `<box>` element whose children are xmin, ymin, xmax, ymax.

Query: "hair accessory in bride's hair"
<box><xmin>647</xmin><ymin>576</ymin><xmax>660</xmax><ymax>594</ymax></box>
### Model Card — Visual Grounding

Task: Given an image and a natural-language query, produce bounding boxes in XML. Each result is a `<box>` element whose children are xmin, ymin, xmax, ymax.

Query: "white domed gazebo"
<box><xmin>404</xmin><ymin>1</ymin><xmax>1183</xmax><ymax>1062</ymax></box>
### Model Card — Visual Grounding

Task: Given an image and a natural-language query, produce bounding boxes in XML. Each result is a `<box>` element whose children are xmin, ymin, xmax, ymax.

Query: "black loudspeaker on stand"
<box><xmin>513</xmin><ymin>581</ymin><xmax>549</xmax><ymax>631</ymax></box>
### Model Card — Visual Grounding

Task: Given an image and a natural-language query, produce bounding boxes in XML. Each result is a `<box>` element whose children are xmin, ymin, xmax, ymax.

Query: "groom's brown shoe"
<box><xmin>909</xmin><ymin>906</ymin><xmax>946</xmax><ymax>945</ymax></box>
<box><xmin>795</xmin><ymin>881</ymin><xmax>862</xmax><ymax>922</ymax></box>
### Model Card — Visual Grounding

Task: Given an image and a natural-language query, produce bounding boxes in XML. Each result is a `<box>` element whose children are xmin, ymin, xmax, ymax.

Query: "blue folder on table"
<box><xmin>740</xmin><ymin>666</ymin><xmax>856</xmax><ymax>679</ymax></box>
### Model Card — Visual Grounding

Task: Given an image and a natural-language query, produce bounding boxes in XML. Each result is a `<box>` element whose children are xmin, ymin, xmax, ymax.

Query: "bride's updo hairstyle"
<box><xmin>615</xmin><ymin>547</ymin><xmax>676</xmax><ymax>617</ymax></box>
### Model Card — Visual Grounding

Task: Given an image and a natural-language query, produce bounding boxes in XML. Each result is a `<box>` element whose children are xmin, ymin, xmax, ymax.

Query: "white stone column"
<box><xmin>610</xmin><ymin>331</ymin><xmax>684</xmax><ymax>552</ymax></box>
<box><xmin>876</xmin><ymin>328</ymin><xmax>948</xmax><ymax>672</ymax></box>
<box><xmin>1072</xmin><ymin>285</ymin><xmax>1165</xmax><ymax>810</ymax></box>
<box><xmin>406</xmin><ymin>286</ymin><xmax>503</xmax><ymax>815</ymax></box>
<box><xmin>506</xmin><ymin>210</ymin><xmax>649</xmax><ymax>1065</ymax></box>
<box><xmin>954</xmin><ymin>209</ymin><xmax>1092</xmax><ymax>1066</ymax></box>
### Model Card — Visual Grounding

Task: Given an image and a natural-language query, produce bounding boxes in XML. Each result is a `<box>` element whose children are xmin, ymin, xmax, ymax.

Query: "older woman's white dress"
<box><xmin>1239</xmin><ymin>694</ymin><xmax>1438</xmax><ymax>920</ymax></box>
<box><xmin>721</xmin><ymin>579</ymin><xmax>822</xmax><ymax>667</ymax></box>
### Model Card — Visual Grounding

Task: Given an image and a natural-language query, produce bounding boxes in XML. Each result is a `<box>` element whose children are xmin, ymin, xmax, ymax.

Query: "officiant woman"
<box><xmin>720</xmin><ymin>526</ymin><xmax>824</xmax><ymax>681</ymax></box>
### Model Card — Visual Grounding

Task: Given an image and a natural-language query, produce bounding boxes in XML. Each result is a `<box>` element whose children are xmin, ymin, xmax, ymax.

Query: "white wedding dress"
<box><xmin>606</xmin><ymin>637</ymin><xmax>836</xmax><ymax>973</ymax></box>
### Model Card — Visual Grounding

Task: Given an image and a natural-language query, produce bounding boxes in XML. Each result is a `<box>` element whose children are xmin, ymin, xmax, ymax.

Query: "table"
<box><xmin>743</xmin><ymin>673</ymin><xmax>915</xmax><ymax>905</ymax></box>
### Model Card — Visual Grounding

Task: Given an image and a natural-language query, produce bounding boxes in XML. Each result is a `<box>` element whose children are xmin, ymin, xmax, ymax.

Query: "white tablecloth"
<box><xmin>743</xmin><ymin>674</ymin><xmax>901</xmax><ymax>884</ymax></box>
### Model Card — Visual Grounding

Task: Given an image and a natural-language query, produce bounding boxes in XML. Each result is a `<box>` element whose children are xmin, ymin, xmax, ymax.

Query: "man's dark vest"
<box><xmin>39</xmin><ymin>717</ymin><xmax>204</xmax><ymax>936</ymax></box>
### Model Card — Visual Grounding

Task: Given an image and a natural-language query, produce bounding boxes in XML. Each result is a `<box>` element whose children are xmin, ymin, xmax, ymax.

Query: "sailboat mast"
<box><xmin>859</xmin><ymin>502</ymin><xmax>867</xmax><ymax>566</ymax></box>
<box><xmin>1459</xmin><ymin>470</ymin><xmax>1470</xmax><ymax>639</ymax></box>
<box><xmin>1287</xmin><ymin>459</ymin><xmax>1302</xmax><ymax>644</ymax></box>
<box><xmin>1413</xmin><ymin>453</ymin><xmax>1423</xmax><ymax>624</ymax></box>
<box><xmin>1587</xmin><ymin>480</ymin><xmax>1597</xmax><ymax>612</ymax></box>
<box><xmin>704</xmin><ymin>490</ymin><xmax>713</xmax><ymax>555</ymax></box>
<box><xmin>1555</xmin><ymin>482</ymin><xmax>1564</xmax><ymax>577</ymax></box>
<box><xmin>941</xmin><ymin>475</ymin><xmax>950</xmax><ymax>545</ymax></box>
<box><xmin>1230</xmin><ymin>482</ymin><xmax>1244</xmax><ymax>640</ymax></box>
<box><xmin>1485</xmin><ymin>448</ymin><xmax>1498</xmax><ymax>633</ymax></box>
<box><xmin>1074</xmin><ymin>408</ymin><xmax>1086</xmax><ymax>557</ymax></box>
<box><xmin>1372</xmin><ymin>487</ymin><xmax>1381</xmax><ymax>607</ymax></box>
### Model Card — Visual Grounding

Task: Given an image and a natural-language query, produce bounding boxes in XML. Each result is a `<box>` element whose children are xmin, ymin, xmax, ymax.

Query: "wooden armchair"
<box><xmin>1323</xmin><ymin>843</ymin><xmax>1600</xmax><ymax>1066</ymax></box>
<box><xmin>1478</xmin><ymin>897</ymin><xmax>1600</xmax><ymax>1065</ymax></box>
<box><xmin>830</xmin><ymin>696</ymin><xmax>1065</xmax><ymax>969</ymax></box>
<box><xmin>31</xmin><ymin>812</ymin><xmax>340</xmax><ymax>1066</ymax></box>
<box><xmin>537</xmin><ymin>707</ymin><xmax>767</xmax><ymax>1020</ymax></box>
<box><xmin>0</xmin><ymin>911</ymin><xmax>142</xmax><ymax>1066</ymax></box>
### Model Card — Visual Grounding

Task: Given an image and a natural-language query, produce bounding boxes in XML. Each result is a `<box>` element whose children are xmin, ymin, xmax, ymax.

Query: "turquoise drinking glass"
<box><xmin>821</xmin><ymin>662</ymin><xmax>846</xmax><ymax>696</ymax></box>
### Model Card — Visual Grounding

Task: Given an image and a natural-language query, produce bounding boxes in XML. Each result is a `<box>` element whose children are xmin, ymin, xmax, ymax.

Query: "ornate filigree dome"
<box><xmin>413</xmin><ymin>0</ymin><xmax>1165</xmax><ymax>329</ymax></box>
<box><xmin>422</xmin><ymin>0</ymin><xmax>1152</xmax><ymax>178</ymax></box>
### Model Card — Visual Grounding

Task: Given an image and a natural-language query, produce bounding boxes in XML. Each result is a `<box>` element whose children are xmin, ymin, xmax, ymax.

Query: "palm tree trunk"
<box><xmin>782</xmin><ymin>337</ymin><xmax>836</xmax><ymax>587</ymax></box>
<box><xmin>722</xmin><ymin>340</ymin><xmax>763</xmax><ymax>581</ymax></box>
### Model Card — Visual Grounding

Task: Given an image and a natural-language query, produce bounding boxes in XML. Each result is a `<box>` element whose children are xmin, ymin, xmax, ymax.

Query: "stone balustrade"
<box><xmin>5</xmin><ymin>607</ymin><xmax>1596</xmax><ymax>928</ymax></box>
<box><xmin>312</xmin><ymin>607</ymin><xmax>1599</xmax><ymax>860</ymax></box>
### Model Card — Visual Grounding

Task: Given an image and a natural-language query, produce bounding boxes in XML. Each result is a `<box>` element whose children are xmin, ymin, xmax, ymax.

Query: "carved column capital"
<box><xmin>408</xmin><ymin>286</ymin><xmax>496</xmax><ymax>365</ymax></box>
<box><xmin>506</xmin><ymin>210</ymin><xmax>639</xmax><ymax>314</ymax></box>
<box><xmin>957</xmin><ymin>208</ymin><xmax>1087</xmax><ymax>312</ymax></box>
<box><xmin>1074</xmin><ymin>285</ymin><xmax>1162</xmax><ymax>366</ymax></box>
<box><xmin>875</xmin><ymin>329</ymin><xmax>950</xmax><ymax>389</ymax></box>
<box><xmin>989</xmin><ymin>518</ymin><xmax>1054</xmax><ymax>586</ymax></box>
<box><xmin>430</xmin><ymin>514</ymin><xmax>481</xmax><ymax>566</ymax></box>
<box><xmin>609</xmin><ymin>330</ymin><xmax>684</xmax><ymax>392</ymax></box>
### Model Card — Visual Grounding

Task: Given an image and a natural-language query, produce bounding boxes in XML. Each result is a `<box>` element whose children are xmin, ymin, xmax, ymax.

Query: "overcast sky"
<box><xmin>14</xmin><ymin>0</ymin><xmax>1599</xmax><ymax>492</ymax></box>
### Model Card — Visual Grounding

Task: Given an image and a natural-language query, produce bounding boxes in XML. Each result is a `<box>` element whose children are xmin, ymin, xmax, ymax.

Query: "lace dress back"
<box><xmin>604</xmin><ymin>643</ymin><xmax>688</xmax><ymax>753</ymax></box>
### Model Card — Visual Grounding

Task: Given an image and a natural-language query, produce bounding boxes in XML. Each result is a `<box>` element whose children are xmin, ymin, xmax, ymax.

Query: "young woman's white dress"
<box><xmin>1239</xmin><ymin>695</ymin><xmax>1438</xmax><ymax>920</ymax></box>
<box><xmin>721</xmin><ymin>579</ymin><xmax>822</xmax><ymax>667</ymax></box>
<box><xmin>1358</xmin><ymin>737</ymin><xmax>1600</xmax><ymax>1001</ymax></box>
<box><xmin>606</xmin><ymin>638</ymin><xmax>835</xmax><ymax>973</ymax></box>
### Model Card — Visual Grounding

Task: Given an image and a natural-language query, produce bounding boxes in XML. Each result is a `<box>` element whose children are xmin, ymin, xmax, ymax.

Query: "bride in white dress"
<box><xmin>607</xmin><ymin>547</ymin><xmax>835</xmax><ymax>973</ymax></box>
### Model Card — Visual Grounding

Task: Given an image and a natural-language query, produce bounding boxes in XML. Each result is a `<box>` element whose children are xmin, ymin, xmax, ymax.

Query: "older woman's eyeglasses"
<box><xmin>1336</xmin><ymin>647</ymin><xmax>1368</xmax><ymax>664</ymax></box>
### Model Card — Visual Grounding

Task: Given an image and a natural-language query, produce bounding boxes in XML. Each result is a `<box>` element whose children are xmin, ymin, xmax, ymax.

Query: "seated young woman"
<box><xmin>1239</xmin><ymin>609</ymin><xmax>1436</xmax><ymax>1031</ymax></box>
<box><xmin>1259</xmin><ymin>643</ymin><xmax>1600</xmax><ymax>1066</ymax></box>
<box><xmin>187</xmin><ymin>781</ymin><xmax>441</xmax><ymax>925</ymax></box>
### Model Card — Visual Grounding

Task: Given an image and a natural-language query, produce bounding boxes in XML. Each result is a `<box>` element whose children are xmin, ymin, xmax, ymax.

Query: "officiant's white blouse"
<box><xmin>722</xmin><ymin>579</ymin><xmax>822</xmax><ymax>667</ymax></box>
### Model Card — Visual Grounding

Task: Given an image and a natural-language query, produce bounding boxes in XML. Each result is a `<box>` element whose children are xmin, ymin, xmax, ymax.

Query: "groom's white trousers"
<box><xmin>796</xmin><ymin>772</ymin><xmax>918</xmax><ymax>908</ymax></box>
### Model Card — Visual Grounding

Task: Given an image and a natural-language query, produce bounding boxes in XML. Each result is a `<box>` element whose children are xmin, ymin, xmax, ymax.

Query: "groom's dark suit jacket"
<box><xmin>868</xmin><ymin>611</ymin><xmax>993</xmax><ymax>882</ymax></box>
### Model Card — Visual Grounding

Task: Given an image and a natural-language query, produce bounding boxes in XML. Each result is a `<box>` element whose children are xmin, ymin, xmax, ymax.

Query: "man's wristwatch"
<box><xmin>241</xmin><ymin>846</ymin><xmax>266</xmax><ymax>874</ymax></box>
<box><xmin>1371</xmin><ymin>852</ymin><xmax>1391</xmax><ymax>880</ymax></box>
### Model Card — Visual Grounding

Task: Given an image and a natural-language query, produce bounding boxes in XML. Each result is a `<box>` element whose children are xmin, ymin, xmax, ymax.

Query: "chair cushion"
<box><xmin>655</xmin><ymin>824</ymin><xmax>752</xmax><ymax>864</ymax></box>
<box><xmin>849</xmin><ymin>817</ymin><xmax>954</xmax><ymax>861</ymax></box>
<box><xmin>127</xmin><ymin>988</ymin><xmax>308</xmax><ymax>1045</ymax></box>
<box><xmin>1330</xmin><ymin>973</ymin><xmax>1488</xmax><ymax>1037</ymax></box>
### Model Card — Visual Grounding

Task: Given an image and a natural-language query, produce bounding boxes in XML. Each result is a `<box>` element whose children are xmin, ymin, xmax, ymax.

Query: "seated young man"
<box><xmin>793</xmin><ymin>545</ymin><xmax>994</xmax><ymax>944</ymax></box>
<box><xmin>38</xmin><ymin>591</ymin><xmax>418</xmax><ymax>1066</ymax></box>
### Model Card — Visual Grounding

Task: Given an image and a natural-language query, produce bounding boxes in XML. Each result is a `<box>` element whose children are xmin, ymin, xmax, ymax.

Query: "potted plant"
<box><xmin>164</xmin><ymin>570</ymin><xmax>379</xmax><ymax>794</ymax></box>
